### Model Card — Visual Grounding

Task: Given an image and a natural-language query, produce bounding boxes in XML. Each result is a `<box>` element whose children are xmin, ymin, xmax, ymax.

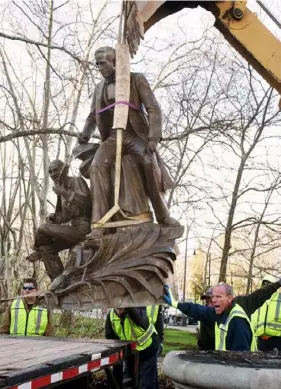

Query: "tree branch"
<box><xmin>0</xmin><ymin>31</ymin><xmax>84</xmax><ymax>65</ymax></box>
<box><xmin>0</xmin><ymin>127</ymin><xmax>100</xmax><ymax>143</ymax></box>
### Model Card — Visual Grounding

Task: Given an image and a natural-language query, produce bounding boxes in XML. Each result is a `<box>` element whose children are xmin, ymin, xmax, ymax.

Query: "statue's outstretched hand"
<box><xmin>77</xmin><ymin>132</ymin><xmax>89</xmax><ymax>144</ymax></box>
<box><xmin>144</xmin><ymin>139</ymin><xmax>158</xmax><ymax>155</ymax></box>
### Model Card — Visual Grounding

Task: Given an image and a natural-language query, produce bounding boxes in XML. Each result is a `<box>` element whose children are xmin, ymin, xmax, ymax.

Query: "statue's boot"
<box><xmin>86</xmin><ymin>228</ymin><xmax>107</xmax><ymax>240</ymax></box>
<box><xmin>39</xmin><ymin>245</ymin><xmax>64</xmax><ymax>281</ymax></box>
<box><xmin>26</xmin><ymin>251</ymin><xmax>42</xmax><ymax>262</ymax></box>
<box><xmin>142</xmin><ymin>165</ymin><xmax>181</xmax><ymax>227</ymax></box>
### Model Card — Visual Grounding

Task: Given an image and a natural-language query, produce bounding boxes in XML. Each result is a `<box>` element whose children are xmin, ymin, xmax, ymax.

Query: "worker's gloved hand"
<box><xmin>163</xmin><ymin>285</ymin><xmax>178</xmax><ymax>308</ymax></box>
<box><xmin>158</xmin><ymin>343</ymin><xmax>163</xmax><ymax>356</ymax></box>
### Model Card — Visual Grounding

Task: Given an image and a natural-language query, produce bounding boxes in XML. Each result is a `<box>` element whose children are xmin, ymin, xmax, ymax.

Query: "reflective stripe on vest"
<box><xmin>110</xmin><ymin>309</ymin><xmax>156</xmax><ymax>351</ymax></box>
<box><xmin>275</xmin><ymin>293</ymin><xmax>281</xmax><ymax>321</ymax></box>
<box><xmin>10</xmin><ymin>299</ymin><xmax>48</xmax><ymax>336</ymax></box>
<box><xmin>146</xmin><ymin>305</ymin><xmax>159</xmax><ymax>325</ymax></box>
<box><xmin>215</xmin><ymin>304</ymin><xmax>257</xmax><ymax>351</ymax></box>
<box><xmin>129</xmin><ymin>319</ymin><xmax>155</xmax><ymax>345</ymax></box>
<box><xmin>252</xmin><ymin>291</ymin><xmax>281</xmax><ymax>337</ymax></box>
<box><xmin>12</xmin><ymin>298</ymin><xmax>22</xmax><ymax>334</ymax></box>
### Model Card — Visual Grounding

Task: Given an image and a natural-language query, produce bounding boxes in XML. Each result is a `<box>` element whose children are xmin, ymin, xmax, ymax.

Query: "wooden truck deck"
<box><xmin>0</xmin><ymin>335</ymin><xmax>137</xmax><ymax>389</ymax></box>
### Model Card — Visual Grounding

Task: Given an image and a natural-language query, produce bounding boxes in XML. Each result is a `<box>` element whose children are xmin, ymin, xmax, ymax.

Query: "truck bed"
<box><xmin>0</xmin><ymin>335</ymin><xmax>135</xmax><ymax>389</ymax></box>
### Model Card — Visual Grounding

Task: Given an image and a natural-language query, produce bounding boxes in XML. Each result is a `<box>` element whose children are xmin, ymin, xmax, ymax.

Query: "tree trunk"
<box><xmin>40</xmin><ymin>0</ymin><xmax>54</xmax><ymax>223</ymax></box>
<box><xmin>219</xmin><ymin>159</ymin><xmax>245</xmax><ymax>282</ymax></box>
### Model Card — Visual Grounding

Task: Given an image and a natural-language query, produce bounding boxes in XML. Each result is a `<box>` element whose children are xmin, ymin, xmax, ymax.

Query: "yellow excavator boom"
<box><xmin>125</xmin><ymin>1</ymin><xmax>281</xmax><ymax>98</ymax></box>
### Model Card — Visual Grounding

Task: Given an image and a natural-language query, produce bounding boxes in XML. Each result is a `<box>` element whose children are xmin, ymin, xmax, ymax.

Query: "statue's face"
<box><xmin>95</xmin><ymin>52</ymin><xmax>115</xmax><ymax>79</ymax></box>
<box><xmin>49</xmin><ymin>160</ymin><xmax>64</xmax><ymax>182</ymax></box>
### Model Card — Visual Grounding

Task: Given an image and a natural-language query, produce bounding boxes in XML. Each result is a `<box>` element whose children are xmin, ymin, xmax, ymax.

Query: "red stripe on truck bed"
<box><xmin>7</xmin><ymin>352</ymin><xmax>120</xmax><ymax>389</ymax></box>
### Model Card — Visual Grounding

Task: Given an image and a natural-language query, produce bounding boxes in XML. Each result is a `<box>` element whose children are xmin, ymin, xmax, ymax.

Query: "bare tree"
<box><xmin>0</xmin><ymin>0</ymin><xmax>118</xmax><ymax>289</ymax></box>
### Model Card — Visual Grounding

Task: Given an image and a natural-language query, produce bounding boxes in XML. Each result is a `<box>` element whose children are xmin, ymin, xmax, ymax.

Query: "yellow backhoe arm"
<box><xmin>125</xmin><ymin>1</ymin><xmax>281</xmax><ymax>98</ymax></box>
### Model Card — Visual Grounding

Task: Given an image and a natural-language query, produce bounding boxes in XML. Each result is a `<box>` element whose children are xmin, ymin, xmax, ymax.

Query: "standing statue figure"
<box><xmin>26</xmin><ymin>159</ymin><xmax>91</xmax><ymax>280</ymax></box>
<box><xmin>78</xmin><ymin>46</ymin><xmax>180</xmax><ymax>238</ymax></box>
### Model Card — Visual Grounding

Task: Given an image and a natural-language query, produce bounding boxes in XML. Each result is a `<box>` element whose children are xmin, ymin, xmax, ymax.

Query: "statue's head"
<box><xmin>95</xmin><ymin>46</ymin><xmax>115</xmax><ymax>79</ymax></box>
<box><xmin>48</xmin><ymin>159</ymin><xmax>67</xmax><ymax>182</ymax></box>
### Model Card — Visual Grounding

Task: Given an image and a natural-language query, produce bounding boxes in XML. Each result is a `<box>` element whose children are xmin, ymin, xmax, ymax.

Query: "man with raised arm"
<box><xmin>197</xmin><ymin>278</ymin><xmax>281</xmax><ymax>350</ymax></box>
<box><xmin>164</xmin><ymin>283</ymin><xmax>256</xmax><ymax>351</ymax></box>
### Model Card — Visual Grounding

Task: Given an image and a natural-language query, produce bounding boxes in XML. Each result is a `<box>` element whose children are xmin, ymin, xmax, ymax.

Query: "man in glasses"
<box><xmin>0</xmin><ymin>278</ymin><xmax>54</xmax><ymax>336</ymax></box>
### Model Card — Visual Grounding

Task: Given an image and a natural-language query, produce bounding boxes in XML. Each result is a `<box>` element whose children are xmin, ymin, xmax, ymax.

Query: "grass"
<box><xmin>163</xmin><ymin>328</ymin><xmax>197</xmax><ymax>355</ymax></box>
<box><xmin>52</xmin><ymin>311</ymin><xmax>105</xmax><ymax>338</ymax></box>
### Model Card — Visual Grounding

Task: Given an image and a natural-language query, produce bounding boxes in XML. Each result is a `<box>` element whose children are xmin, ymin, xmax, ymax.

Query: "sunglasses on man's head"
<box><xmin>22</xmin><ymin>286</ymin><xmax>35</xmax><ymax>291</ymax></box>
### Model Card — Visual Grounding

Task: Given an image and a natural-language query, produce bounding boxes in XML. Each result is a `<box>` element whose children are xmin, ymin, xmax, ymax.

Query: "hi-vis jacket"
<box><xmin>110</xmin><ymin>305</ymin><xmax>159</xmax><ymax>351</ymax></box>
<box><xmin>215</xmin><ymin>304</ymin><xmax>257</xmax><ymax>351</ymax></box>
<box><xmin>10</xmin><ymin>299</ymin><xmax>48</xmax><ymax>336</ymax></box>
<box><xmin>252</xmin><ymin>290</ymin><xmax>281</xmax><ymax>337</ymax></box>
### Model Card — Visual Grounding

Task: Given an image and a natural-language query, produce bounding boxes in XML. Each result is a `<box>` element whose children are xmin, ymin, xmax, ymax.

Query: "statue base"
<box><xmin>42</xmin><ymin>223</ymin><xmax>184</xmax><ymax>309</ymax></box>
<box><xmin>163</xmin><ymin>350</ymin><xmax>281</xmax><ymax>389</ymax></box>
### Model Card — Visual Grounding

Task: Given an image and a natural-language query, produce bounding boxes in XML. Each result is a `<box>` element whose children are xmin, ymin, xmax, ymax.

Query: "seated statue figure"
<box><xmin>26</xmin><ymin>159</ymin><xmax>91</xmax><ymax>280</ymax></box>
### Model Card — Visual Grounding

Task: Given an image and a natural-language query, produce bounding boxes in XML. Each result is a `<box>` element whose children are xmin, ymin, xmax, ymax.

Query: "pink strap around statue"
<box><xmin>97</xmin><ymin>101</ymin><xmax>139</xmax><ymax>114</ymax></box>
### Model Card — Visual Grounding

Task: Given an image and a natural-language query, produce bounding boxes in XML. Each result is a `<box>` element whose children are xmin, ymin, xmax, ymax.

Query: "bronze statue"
<box><xmin>78</xmin><ymin>46</ymin><xmax>180</xmax><ymax>238</ymax></box>
<box><xmin>32</xmin><ymin>47</ymin><xmax>184</xmax><ymax>308</ymax></box>
<box><xmin>26</xmin><ymin>159</ymin><xmax>91</xmax><ymax>280</ymax></box>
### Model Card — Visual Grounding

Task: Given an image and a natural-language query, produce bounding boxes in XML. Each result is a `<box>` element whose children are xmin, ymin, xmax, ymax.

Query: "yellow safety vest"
<box><xmin>110</xmin><ymin>308</ymin><xmax>157</xmax><ymax>351</ymax></box>
<box><xmin>252</xmin><ymin>291</ymin><xmax>281</xmax><ymax>337</ymax></box>
<box><xmin>10</xmin><ymin>299</ymin><xmax>48</xmax><ymax>336</ymax></box>
<box><xmin>146</xmin><ymin>305</ymin><xmax>159</xmax><ymax>325</ymax></box>
<box><xmin>215</xmin><ymin>304</ymin><xmax>257</xmax><ymax>351</ymax></box>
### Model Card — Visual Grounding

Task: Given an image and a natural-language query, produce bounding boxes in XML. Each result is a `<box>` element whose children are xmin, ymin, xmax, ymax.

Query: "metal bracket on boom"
<box><xmin>232</xmin><ymin>1</ymin><xmax>247</xmax><ymax>20</ymax></box>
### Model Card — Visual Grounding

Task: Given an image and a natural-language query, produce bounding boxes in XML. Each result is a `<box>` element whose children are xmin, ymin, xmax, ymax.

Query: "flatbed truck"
<box><xmin>0</xmin><ymin>335</ymin><xmax>138</xmax><ymax>389</ymax></box>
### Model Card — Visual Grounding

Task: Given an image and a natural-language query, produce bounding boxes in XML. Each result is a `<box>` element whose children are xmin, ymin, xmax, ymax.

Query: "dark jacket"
<box><xmin>55</xmin><ymin>176</ymin><xmax>91</xmax><ymax>223</ymax></box>
<box><xmin>82</xmin><ymin>72</ymin><xmax>173</xmax><ymax>192</ymax></box>
<box><xmin>154</xmin><ymin>305</ymin><xmax>164</xmax><ymax>344</ymax></box>
<box><xmin>198</xmin><ymin>320</ymin><xmax>215</xmax><ymax>351</ymax></box>
<box><xmin>83</xmin><ymin>73</ymin><xmax>162</xmax><ymax>143</ymax></box>
<box><xmin>105</xmin><ymin>307</ymin><xmax>161</xmax><ymax>360</ymax></box>
<box><xmin>197</xmin><ymin>281</ymin><xmax>281</xmax><ymax>351</ymax></box>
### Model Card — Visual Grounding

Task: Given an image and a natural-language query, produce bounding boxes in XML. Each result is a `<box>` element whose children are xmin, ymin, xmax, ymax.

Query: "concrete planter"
<box><xmin>163</xmin><ymin>350</ymin><xmax>281</xmax><ymax>389</ymax></box>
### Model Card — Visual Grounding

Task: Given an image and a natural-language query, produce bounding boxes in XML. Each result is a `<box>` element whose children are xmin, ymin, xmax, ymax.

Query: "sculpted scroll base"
<box><xmin>42</xmin><ymin>223</ymin><xmax>184</xmax><ymax>309</ymax></box>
